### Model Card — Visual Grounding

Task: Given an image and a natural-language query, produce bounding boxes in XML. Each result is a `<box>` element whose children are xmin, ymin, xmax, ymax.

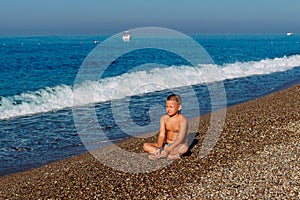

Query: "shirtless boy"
<box><xmin>143</xmin><ymin>94</ymin><xmax>189</xmax><ymax>160</ymax></box>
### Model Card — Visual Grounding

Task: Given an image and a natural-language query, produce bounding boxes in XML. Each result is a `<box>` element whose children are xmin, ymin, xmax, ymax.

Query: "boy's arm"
<box><xmin>156</xmin><ymin>116</ymin><xmax>166</xmax><ymax>148</ymax></box>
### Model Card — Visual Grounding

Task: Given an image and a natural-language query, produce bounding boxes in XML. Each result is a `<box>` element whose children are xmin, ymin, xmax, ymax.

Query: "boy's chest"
<box><xmin>165</xmin><ymin>118</ymin><xmax>181</xmax><ymax>133</ymax></box>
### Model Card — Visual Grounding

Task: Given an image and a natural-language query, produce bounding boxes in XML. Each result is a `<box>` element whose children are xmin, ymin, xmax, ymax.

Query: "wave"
<box><xmin>1</xmin><ymin>54</ymin><xmax>300</xmax><ymax>120</ymax></box>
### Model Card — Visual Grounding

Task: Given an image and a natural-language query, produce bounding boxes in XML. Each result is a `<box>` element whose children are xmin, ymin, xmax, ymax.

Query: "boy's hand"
<box><xmin>154</xmin><ymin>149</ymin><xmax>161</xmax><ymax>156</ymax></box>
<box><xmin>159</xmin><ymin>149</ymin><xmax>170</xmax><ymax>158</ymax></box>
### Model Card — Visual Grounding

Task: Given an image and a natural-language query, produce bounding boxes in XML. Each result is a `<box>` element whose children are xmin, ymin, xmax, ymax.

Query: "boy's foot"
<box><xmin>149</xmin><ymin>154</ymin><xmax>160</xmax><ymax>160</ymax></box>
<box><xmin>167</xmin><ymin>154</ymin><xmax>181</xmax><ymax>160</ymax></box>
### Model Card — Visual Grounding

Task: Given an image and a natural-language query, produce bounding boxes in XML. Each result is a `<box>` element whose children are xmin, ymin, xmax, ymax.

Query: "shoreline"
<box><xmin>1</xmin><ymin>84</ymin><xmax>300</xmax><ymax>198</ymax></box>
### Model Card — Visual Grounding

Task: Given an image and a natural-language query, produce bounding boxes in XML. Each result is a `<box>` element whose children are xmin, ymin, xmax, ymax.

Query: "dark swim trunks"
<box><xmin>159</xmin><ymin>143</ymin><xmax>172</xmax><ymax>152</ymax></box>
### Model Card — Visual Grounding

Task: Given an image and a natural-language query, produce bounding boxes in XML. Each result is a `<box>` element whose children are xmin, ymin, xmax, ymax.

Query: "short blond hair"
<box><xmin>166</xmin><ymin>94</ymin><xmax>181</xmax><ymax>104</ymax></box>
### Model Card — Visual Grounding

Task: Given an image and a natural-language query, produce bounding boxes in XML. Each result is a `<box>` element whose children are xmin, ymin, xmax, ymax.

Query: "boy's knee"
<box><xmin>180</xmin><ymin>144</ymin><xmax>189</xmax><ymax>154</ymax></box>
<box><xmin>184</xmin><ymin>145</ymin><xmax>189</xmax><ymax>153</ymax></box>
<box><xmin>143</xmin><ymin>143</ymin><xmax>148</xmax><ymax>151</ymax></box>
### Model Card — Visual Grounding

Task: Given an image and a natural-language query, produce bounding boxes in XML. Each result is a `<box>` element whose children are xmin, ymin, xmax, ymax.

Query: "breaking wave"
<box><xmin>1</xmin><ymin>54</ymin><xmax>300</xmax><ymax>120</ymax></box>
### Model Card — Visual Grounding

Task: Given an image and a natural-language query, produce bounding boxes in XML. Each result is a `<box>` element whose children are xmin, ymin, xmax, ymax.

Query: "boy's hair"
<box><xmin>166</xmin><ymin>94</ymin><xmax>181</xmax><ymax>104</ymax></box>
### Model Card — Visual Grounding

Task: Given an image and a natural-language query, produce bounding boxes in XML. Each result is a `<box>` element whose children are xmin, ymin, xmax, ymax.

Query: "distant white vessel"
<box><xmin>122</xmin><ymin>31</ymin><xmax>131</xmax><ymax>42</ymax></box>
<box><xmin>287</xmin><ymin>32</ymin><xmax>293</xmax><ymax>36</ymax></box>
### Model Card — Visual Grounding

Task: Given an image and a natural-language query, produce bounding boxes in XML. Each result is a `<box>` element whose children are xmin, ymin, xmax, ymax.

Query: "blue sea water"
<box><xmin>1</xmin><ymin>33</ymin><xmax>300</xmax><ymax>176</ymax></box>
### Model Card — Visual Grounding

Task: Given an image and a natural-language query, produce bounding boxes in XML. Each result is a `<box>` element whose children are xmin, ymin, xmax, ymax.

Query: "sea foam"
<box><xmin>1</xmin><ymin>54</ymin><xmax>300</xmax><ymax>120</ymax></box>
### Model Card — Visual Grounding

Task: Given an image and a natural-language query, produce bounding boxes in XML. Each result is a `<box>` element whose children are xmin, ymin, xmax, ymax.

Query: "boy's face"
<box><xmin>165</xmin><ymin>100</ymin><xmax>181</xmax><ymax>117</ymax></box>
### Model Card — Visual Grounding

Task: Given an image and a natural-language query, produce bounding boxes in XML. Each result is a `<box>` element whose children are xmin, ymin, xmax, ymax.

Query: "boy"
<box><xmin>143</xmin><ymin>94</ymin><xmax>189</xmax><ymax>160</ymax></box>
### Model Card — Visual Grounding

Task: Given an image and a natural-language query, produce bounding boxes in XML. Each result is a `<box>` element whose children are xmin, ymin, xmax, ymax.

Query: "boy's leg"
<box><xmin>144</xmin><ymin>142</ymin><xmax>162</xmax><ymax>160</ymax></box>
<box><xmin>143</xmin><ymin>142</ymin><xmax>159</xmax><ymax>154</ymax></box>
<box><xmin>167</xmin><ymin>143</ymin><xmax>188</xmax><ymax>160</ymax></box>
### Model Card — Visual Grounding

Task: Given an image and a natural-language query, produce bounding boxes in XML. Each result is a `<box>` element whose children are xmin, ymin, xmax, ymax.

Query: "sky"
<box><xmin>0</xmin><ymin>0</ymin><xmax>299</xmax><ymax>36</ymax></box>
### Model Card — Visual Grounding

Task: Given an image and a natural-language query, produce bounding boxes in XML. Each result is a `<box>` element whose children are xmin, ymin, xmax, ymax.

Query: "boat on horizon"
<box><xmin>122</xmin><ymin>31</ymin><xmax>131</xmax><ymax>42</ymax></box>
<box><xmin>286</xmin><ymin>32</ymin><xmax>293</xmax><ymax>36</ymax></box>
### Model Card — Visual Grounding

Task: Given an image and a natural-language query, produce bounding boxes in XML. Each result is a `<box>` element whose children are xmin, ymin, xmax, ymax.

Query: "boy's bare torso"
<box><xmin>163</xmin><ymin>114</ymin><xmax>183</xmax><ymax>144</ymax></box>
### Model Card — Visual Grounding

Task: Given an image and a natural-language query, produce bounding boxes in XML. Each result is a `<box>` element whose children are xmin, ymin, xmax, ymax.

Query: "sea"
<box><xmin>1</xmin><ymin>32</ymin><xmax>300</xmax><ymax>176</ymax></box>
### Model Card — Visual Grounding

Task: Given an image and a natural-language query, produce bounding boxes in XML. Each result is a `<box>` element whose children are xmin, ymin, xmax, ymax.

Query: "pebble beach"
<box><xmin>1</xmin><ymin>84</ymin><xmax>300</xmax><ymax>199</ymax></box>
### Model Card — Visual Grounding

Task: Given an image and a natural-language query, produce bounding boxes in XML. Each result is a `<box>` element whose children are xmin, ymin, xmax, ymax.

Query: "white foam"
<box><xmin>1</xmin><ymin>54</ymin><xmax>300</xmax><ymax>120</ymax></box>
<box><xmin>219</xmin><ymin>55</ymin><xmax>300</xmax><ymax>80</ymax></box>
<box><xmin>0</xmin><ymin>85</ymin><xmax>73</xmax><ymax>120</ymax></box>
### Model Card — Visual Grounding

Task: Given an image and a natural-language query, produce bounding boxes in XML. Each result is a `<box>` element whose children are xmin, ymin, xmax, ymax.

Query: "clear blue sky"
<box><xmin>1</xmin><ymin>0</ymin><xmax>299</xmax><ymax>35</ymax></box>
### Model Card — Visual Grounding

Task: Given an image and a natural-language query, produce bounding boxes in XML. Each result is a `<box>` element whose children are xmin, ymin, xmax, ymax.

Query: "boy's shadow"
<box><xmin>183</xmin><ymin>132</ymin><xmax>199</xmax><ymax>157</ymax></box>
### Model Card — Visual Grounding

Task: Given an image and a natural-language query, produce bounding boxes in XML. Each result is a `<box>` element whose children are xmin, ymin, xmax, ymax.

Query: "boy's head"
<box><xmin>166</xmin><ymin>94</ymin><xmax>182</xmax><ymax>116</ymax></box>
